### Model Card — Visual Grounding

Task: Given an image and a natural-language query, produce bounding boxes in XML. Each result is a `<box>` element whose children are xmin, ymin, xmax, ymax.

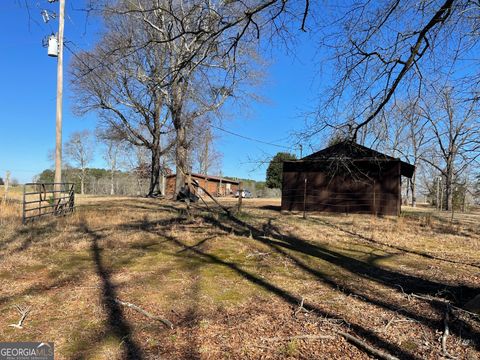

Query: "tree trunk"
<box><xmin>81</xmin><ymin>169</ymin><xmax>85</xmax><ymax>195</ymax></box>
<box><xmin>175</xmin><ymin>125</ymin><xmax>188</xmax><ymax>197</ymax></box>
<box><xmin>171</xmin><ymin>76</ymin><xmax>190</xmax><ymax>199</ymax></box>
<box><xmin>148</xmin><ymin>144</ymin><xmax>161</xmax><ymax>197</ymax></box>
<box><xmin>410</xmin><ymin>173</ymin><xmax>416</xmax><ymax>207</ymax></box>
<box><xmin>110</xmin><ymin>170</ymin><xmax>115</xmax><ymax>195</ymax></box>
<box><xmin>444</xmin><ymin>166</ymin><xmax>453</xmax><ymax>211</ymax></box>
<box><xmin>135</xmin><ymin>172</ymin><xmax>142</xmax><ymax>196</ymax></box>
<box><xmin>404</xmin><ymin>179</ymin><xmax>410</xmax><ymax>205</ymax></box>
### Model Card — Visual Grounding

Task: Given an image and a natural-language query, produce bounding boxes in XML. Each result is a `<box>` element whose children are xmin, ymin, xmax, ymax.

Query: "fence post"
<box><xmin>22</xmin><ymin>184</ymin><xmax>26</xmax><ymax>225</ymax></box>
<box><xmin>237</xmin><ymin>182</ymin><xmax>243</xmax><ymax>213</ymax></box>
<box><xmin>3</xmin><ymin>170</ymin><xmax>10</xmax><ymax>203</ymax></box>
<box><xmin>70</xmin><ymin>183</ymin><xmax>75</xmax><ymax>213</ymax></box>
<box><xmin>373</xmin><ymin>180</ymin><xmax>376</xmax><ymax>216</ymax></box>
<box><xmin>303</xmin><ymin>177</ymin><xmax>307</xmax><ymax>219</ymax></box>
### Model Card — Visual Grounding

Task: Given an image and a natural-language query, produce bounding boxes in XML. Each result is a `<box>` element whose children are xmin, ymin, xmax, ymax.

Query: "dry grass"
<box><xmin>0</xmin><ymin>195</ymin><xmax>479</xmax><ymax>359</ymax></box>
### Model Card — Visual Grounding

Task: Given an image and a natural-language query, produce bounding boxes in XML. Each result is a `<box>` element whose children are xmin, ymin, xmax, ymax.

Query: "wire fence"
<box><xmin>281</xmin><ymin>187</ymin><xmax>399</xmax><ymax>215</ymax></box>
<box><xmin>22</xmin><ymin>183</ymin><xmax>75</xmax><ymax>224</ymax></box>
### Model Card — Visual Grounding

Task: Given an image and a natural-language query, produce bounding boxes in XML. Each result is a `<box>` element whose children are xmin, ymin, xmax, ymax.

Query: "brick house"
<box><xmin>165</xmin><ymin>173</ymin><xmax>240</xmax><ymax>198</ymax></box>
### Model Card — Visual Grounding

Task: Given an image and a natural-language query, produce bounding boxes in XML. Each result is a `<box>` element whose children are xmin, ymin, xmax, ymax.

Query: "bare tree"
<box><xmin>192</xmin><ymin>121</ymin><xmax>222</xmax><ymax>175</ymax></box>
<box><xmin>72</xmin><ymin>0</ymin><xmax>259</xmax><ymax>198</ymax></box>
<box><xmin>114</xmin><ymin>0</ymin><xmax>258</xmax><ymax>196</ymax></box>
<box><xmin>419</xmin><ymin>87</ymin><xmax>480</xmax><ymax>210</ymax></box>
<box><xmin>169</xmin><ymin>78</ymin><xmax>231</xmax><ymax>195</ymax></box>
<box><xmin>403</xmin><ymin>106</ymin><xmax>428</xmax><ymax>207</ymax></box>
<box><xmin>96</xmin><ymin>129</ymin><xmax>128</xmax><ymax>196</ymax></box>
<box><xmin>64</xmin><ymin>130</ymin><xmax>95</xmax><ymax>195</ymax></box>
<box><xmin>99</xmin><ymin>0</ymin><xmax>312</xmax><ymax>62</ymax></box>
<box><xmin>379</xmin><ymin>100</ymin><xmax>429</xmax><ymax>207</ymax></box>
<box><xmin>70</xmin><ymin>9</ymin><xmax>174</xmax><ymax>197</ymax></box>
<box><xmin>124</xmin><ymin>144</ymin><xmax>152</xmax><ymax>196</ymax></box>
<box><xmin>312</xmin><ymin>0</ymin><xmax>480</xmax><ymax>139</ymax></box>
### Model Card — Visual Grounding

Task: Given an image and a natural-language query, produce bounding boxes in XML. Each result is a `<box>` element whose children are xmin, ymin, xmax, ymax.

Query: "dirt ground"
<box><xmin>0</xmin><ymin>194</ymin><xmax>479</xmax><ymax>359</ymax></box>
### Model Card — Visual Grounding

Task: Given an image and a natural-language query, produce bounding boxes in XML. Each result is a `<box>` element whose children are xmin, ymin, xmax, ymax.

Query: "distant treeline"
<box><xmin>35</xmin><ymin>168</ymin><xmax>150</xmax><ymax>196</ymax></box>
<box><xmin>34</xmin><ymin>169</ymin><xmax>281</xmax><ymax>198</ymax></box>
<box><xmin>224</xmin><ymin>177</ymin><xmax>281</xmax><ymax>198</ymax></box>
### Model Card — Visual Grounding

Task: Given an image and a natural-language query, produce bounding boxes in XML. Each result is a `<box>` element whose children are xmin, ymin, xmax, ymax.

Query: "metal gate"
<box><xmin>22</xmin><ymin>183</ymin><xmax>75</xmax><ymax>224</ymax></box>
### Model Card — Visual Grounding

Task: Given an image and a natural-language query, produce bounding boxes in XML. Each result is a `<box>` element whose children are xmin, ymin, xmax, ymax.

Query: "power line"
<box><xmin>211</xmin><ymin>125</ymin><xmax>293</xmax><ymax>150</ymax></box>
<box><xmin>65</xmin><ymin>41</ymin><xmax>299</xmax><ymax>155</ymax></box>
<box><xmin>64</xmin><ymin>41</ymin><xmax>132</xmax><ymax>105</ymax></box>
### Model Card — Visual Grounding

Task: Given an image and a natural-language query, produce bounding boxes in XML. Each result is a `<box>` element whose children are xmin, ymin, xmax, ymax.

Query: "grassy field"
<box><xmin>0</xmin><ymin>192</ymin><xmax>479</xmax><ymax>359</ymax></box>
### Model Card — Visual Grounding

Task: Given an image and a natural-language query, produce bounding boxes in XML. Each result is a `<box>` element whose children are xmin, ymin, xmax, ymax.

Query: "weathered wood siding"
<box><xmin>281</xmin><ymin>160</ymin><xmax>401</xmax><ymax>215</ymax></box>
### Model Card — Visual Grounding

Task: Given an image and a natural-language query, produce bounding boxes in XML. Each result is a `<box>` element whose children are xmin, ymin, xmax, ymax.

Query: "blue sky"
<box><xmin>0</xmin><ymin>1</ymin><xmax>321</xmax><ymax>183</ymax></box>
<box><xmin>0</xmin><ymin>1</ymin><xmax>99</xmax><ymax>183</ymax></box>
<box><xmin>1</xmin><ymin>2</ymin><xmax>478</xmax><ymax>184</ymax></box>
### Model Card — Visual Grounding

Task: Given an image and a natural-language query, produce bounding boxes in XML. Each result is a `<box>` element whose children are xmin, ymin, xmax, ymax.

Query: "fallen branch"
<box><xmin>441</xmin><ymin>305</ymin><xmax>457</xmax><ymax>360</ymax></box>
<box><xmin>337</xmin><ymin>331</ymin><xmax>400</xmax><ymax>360</ymax></box>
<box><xmin>114</xmin><ymin>299</ymin><xmax>173</xmax><ymax>329</ymax></box>
<box><xmin>262</xmin><ymin>330</ymin><xmax>399</xmax><ymax>359</ymax></box>
<box><xmin>384</xmin><ymin>317</ymin><xmax>418</xmax><ymax>331</ymax></box>
<box><xmin>8</xmin><ymin>305</ymin><xmax>31</xmax><ymax>329</ymax></box>
<box><xmin>395</xmin><ymin>285</ymin><xmax>480</xmax><ymax>319</ymax></box>
<box><xmin>384</xmin><ymin>316</ymin><xmax>396</xmax><ymax>331</ymax></box>
<box><xmin>294</xmin><ymin>296</ymin><xmax>312</xmax><ymax>316</ymax></box>
<box><xmin>261</xmin><ymin>294</ymin><xmax>398</xmax><ymax>360</ymax></box>
<box><xmin>261</xmin><ymin>334</ymin><xmax>335</xmax><ymax>342</ymax></box>
<box><xmin>316</xmin><ymin>316</ymin><xmax>344</xmax><ymax>324</ymax></box>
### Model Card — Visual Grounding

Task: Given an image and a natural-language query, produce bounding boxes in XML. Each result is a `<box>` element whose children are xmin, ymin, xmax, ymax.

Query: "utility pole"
<box><xmin>299</xmin><ymin>144</ymin><xmax>303</xmax><ymax>158</ymax></box>
<box><xmin>3</xmin><ymin>171</ymin><xmax>10</xmax><ymax>203</ymax></box>
<box><xmin>54</xmin><ymin>0</ymin><xmax>65</xmax><ymax>192</ymax></box>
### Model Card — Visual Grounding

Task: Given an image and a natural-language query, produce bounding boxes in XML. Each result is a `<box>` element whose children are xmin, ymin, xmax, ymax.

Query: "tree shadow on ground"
<box><xmin>203</xmin><ymin>213</ymin><xmax>479</xmax><ymax>345</ymax></box>
<box><xmin>120</xmin><ymin>217</ymin><xmax>420</xmax><ymax>359</ymax></box>
<box><xmin>309</xmin><ymin>217</ymin><xmax>480</xmax><ymax>270</ymax></box>
<box><xmin>0</xmin><ymin>220</ymin><xmax>58</xmax><ymax>259</ymax></box>
<box><xmin>258</xmin><ymin>205</ymin><xmax>282</xmax><ymax>212</ymax></box>
<box><xmin>79</xmin><ymin>222</ymin><xmax>144</xmax><ymax>360</ymax></box>
<box><xmin>401</xmin><ymin>209</ymin><xmax>480</xmax><ymax>233</ymax></box>
<box><xmin>80</xmin><ymin>199</ymin><xmax>180</xmax><ymax>214</ymax></box>
<box><xmin>69</xmin><ymin>199</ymin><xmax>480</xmax><ymax>358</ymax></box>
<box><xmin>174</xmin><ymin>269</ymin><xmax>203</xmax><ymax>359</ymax></box>
<box><xmin>248</xmin><ymin>202</ymin><xmax>480</xmax><ymax>270</ymax></box>
<box><xmin>8</xmin><ymin>197</ymin><xmax>476</xmax><ymax>358</ymax></box>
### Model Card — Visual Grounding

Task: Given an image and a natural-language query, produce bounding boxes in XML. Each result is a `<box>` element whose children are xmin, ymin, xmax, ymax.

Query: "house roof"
<box><xmin>296</xmin><ymin>141</ymin><xmax>415</xmax><ymax>178</ymax></box>
<box><xmin>166</xmin><ymin>173</ymin><xmax>240</xmax><ymax>184</ymax></box>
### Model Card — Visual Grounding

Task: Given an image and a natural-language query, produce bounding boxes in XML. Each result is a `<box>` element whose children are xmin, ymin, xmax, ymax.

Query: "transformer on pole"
<box><xmin>47</xmin><ymin>34</ymin><xmax>58</xmax><ymax>57</ymax></box>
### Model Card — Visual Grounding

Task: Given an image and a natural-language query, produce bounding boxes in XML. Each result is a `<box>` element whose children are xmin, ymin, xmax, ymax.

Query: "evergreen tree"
<box><xmin>265</xmin><ymin>152</ymin><xmax>297</xmax><ymax>189</ymax></box>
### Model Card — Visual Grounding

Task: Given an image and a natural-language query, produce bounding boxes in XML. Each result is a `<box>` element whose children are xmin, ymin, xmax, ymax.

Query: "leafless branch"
<box><xmin>8</xmin><ymin>305</ymin><xmax>31</xmax><ymax>329</ymax></box>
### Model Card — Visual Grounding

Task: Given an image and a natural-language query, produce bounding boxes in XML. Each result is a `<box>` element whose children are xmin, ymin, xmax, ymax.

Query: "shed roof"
<box><xmin>299</xmin><ymin>141</ymin><xmax>415</xmax><ymax>178</ymax></box>
<box><xmin>166</xmin><ymin>173</ymin><xmax>240</xmax><ymax>184</ymax></box>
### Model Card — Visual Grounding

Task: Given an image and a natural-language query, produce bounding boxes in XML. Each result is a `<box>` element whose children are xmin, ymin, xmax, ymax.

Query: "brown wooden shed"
<box><xmin>281</xmin><ymin>141</ymin><xmax>415</xmax><ymax>216</ymax></box>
